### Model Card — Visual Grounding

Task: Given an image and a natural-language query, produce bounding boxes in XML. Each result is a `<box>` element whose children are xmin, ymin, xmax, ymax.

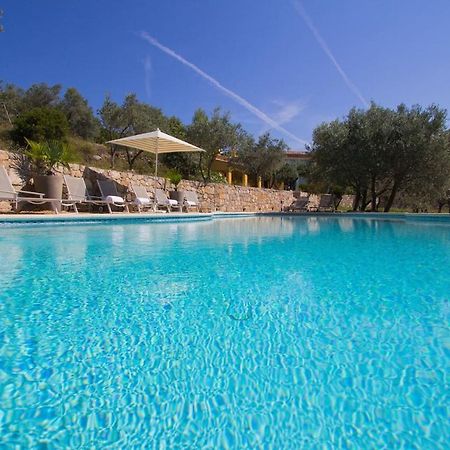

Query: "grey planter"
<box><xmin>169</xmin><ymin>190</ymin><xmax>185</xmax><ymax>205</ymax></box>
<box><xmin>34</xmin><ymin>175</ymin><xmax>63</xmax><ymax>212</ymax></box>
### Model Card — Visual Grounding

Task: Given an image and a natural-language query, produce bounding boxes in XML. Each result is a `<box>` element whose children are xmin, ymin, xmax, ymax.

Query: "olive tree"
<box><xmin>98</xmin><ymin>93</ymin><xmax>168</xmax><ymax>169</ymax></box>
<box><xmin>312</xmin><ymin>103</ymin><xmax>450</xmax><ymax>211</ymax></box>
<box><xmin>237</xmin><ymin>133</ymin><xmax>287</xmax><ymax>187</ymax></box>
<box><xmin>187</xmin><ymin>108</ymin><xmax>243</xmax><ymax>182</ymax></box>
<box><xmin>60</xmin><ymin>88</ymin><xmax>99</xmax><ymax>140</ymax></box>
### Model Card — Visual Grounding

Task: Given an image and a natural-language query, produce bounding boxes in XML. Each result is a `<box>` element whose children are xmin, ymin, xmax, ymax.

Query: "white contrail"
<box><xmin>293</xmin><ymin>1</ymin><xmax>369</xmax><ymax>108</ymax></box>
<box><xmin>143</xmin><ymin>55</ymin><xmax>152</xmax><ymax>99</ymax></box>
<box><xmin>140</xmin><ymin>31</ymin><xmax>308</xmax><ymax>145</ymax></box>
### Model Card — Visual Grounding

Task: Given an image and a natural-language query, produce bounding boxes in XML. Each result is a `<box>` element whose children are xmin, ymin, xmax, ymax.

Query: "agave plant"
<box><xmin>25</xmin><ymin>139</ymin><xmax>72</xmax><ymax>175</ymax></box>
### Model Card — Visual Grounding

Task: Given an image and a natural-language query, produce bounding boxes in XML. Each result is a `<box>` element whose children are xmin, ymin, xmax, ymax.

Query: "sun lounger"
<box><xmin>97</xmin><ymin>179</ymin><xmax>130</xmax><ymax>213</ymax></box>
<box><xmin>155</xmin><ymin>189</ymin><xmax>182</xmax><ymax>212</ymax></box>
<box><xmin>0</xmin><ymin>165</ymin><xmax>60</xmax><ymax>213</ymax></box>
<box><xmin>131</xmin><ymin>184</ymin><xmax>155</xmax><ymax>213</ymax></box>
<box><xmin>314</xmin><ymin>194</ymin><xmax>335</xmax><ymax>212</ymax></box>
<box><xmin>62</xmin><ymin>175</ymin><xmax>111</xmax><ymax>213</ymax></box>
<box><xmin>286</xmin><ymin>196</ymin><xmax>310</xmax><ymax>212</ymax></box>
<box><xmin>183</xmin><ymin>190</ymin><xmax>200</xmax><ymax>212</ymax></box>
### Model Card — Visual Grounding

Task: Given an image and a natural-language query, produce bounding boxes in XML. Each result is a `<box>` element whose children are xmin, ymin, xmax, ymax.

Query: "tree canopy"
<box><xmin>10</xmin><ymin>107</ymin><xmax>69</xmax><ymax>146</ymax></box>
<box><xmin>97</xmin><ymin>93</ymin><xmax>171</xmax><ymax>169</ymax></box>
<box><xmin>187</xmin><ymin>108</ymin><xmax>244</xmax><ymax>182</ymax></box>
<box><xmin>311</xmin><ymin>103</ymin><xmax>450</xmax><ymax>211</ymax></box>
<box><xmin>237</xmin><ymin>133</ymin><xmax>288</xmax><ymax>187</ymax></box>
<box><xmin>1</xmin><ymin>82</ymin><xmax>97</xmax><ymax>142</ymax></box>
<box><xmin>60</xmin><ymin>88</ymin><xmax>99</xmax><ymax>140</ymax></box>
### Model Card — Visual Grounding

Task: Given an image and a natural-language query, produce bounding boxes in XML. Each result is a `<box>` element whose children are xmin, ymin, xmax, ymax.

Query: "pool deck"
<box><xmin>0</xmin><ymin>210</ymin><xmax>449</xmax><ymax>225</ymax></box>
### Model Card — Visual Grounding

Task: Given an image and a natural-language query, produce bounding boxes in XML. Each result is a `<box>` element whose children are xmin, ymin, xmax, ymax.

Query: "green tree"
<box><xmin>10</xmin><ymin>107</ymin><xmax>69</xmax><ymax>146</ymax></box>
<box><xmin>237</xmin><ymin>133</ymin><xmax>288</xmax><ymax>187</ymax></box>
<box><xmin>382</xmin><ymin>104</ymin><xmax>448</xmax><ymax>211</ymax></box>
<box><xmin>60</xmin><ymin>87</ymin><xmax>99</xmax><ymax>139</ymax></box>
<box><xmin>98</xmin><ymin>93</ymin><xmax>168</xmax><ymax>169</ymax></box>
<box><xmin>160</xmin><ymin>116</ymin><xmax>199</xmax><ymax>179</ymax></box>
<box><xmin>312</xmin><ymin>103</ymin><xmax>450</xmax><ymax>211</ymax></box>
<box><xmin>21</xmin><ymin>83</ymin><xmax>61</xmax><ymax>109</ymax></box>
<box><xmin>120</xmin><ymin>94</ymin><xmax>167</xmax><ymax>169</ymax></box>
<box><xmin>164</xmin><ymin>116</ymin><xmax>187</xmax><ymax>140</ymax></box>
<box><xmin>0</xmin><ymin>81</ymin><xmax>24</xmax><ymax>124</ymax></box>
<box><xmin>274</xmin><ymin>163</ymin><xmax>298</xmax><ymax>189</ymax></box>
<box><xmin>187</xmin><ymin>108</ymin><xmax>242</xmax><ymax>182</ymax></box>
<box><xmin>98</xmin><ymin>95</ymin><xmax>126</xmax><ymax>168</ymax></box>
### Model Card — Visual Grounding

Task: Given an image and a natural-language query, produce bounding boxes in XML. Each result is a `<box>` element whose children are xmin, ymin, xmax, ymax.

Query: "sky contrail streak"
<box><xmin>143</xmin><ymin>55</ymin><xmax>152</xmax><ymax>99</ymax></box>
<box><xmin>140</xmin><ymin>31</ymin><xmax>308</xmax><ymax>146</ymax></box>
<box><xmin>293</xmin><ymin>1</ymin><xmax>369</xmax><ymax>108</ymax></box>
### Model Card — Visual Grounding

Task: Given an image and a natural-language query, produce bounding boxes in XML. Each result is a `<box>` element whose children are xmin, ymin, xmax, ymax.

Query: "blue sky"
<box><xmin>2</xmin><ymin>0</ymin><xmax>450</xmax><ymax>148</ymax></box>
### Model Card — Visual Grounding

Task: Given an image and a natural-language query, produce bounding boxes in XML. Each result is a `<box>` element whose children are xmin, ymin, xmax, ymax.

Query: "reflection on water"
<box><xmin>337</xmin><ymin>217</ymin><xmax>354</xmax><ymax>233</ymax></box>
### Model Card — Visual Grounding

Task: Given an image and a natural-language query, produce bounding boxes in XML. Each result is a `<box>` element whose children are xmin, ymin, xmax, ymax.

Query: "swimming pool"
<box><xmin>0</xmin><ymin>215</ymin><xmax>449</xmax><ymax>448</ymax></box>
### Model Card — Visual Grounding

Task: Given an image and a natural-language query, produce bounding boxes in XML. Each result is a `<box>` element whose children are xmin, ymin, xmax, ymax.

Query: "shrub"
<box><xmin>10</xmin><ymin>107</ymin><xmax>69</xmax><ymax>146</ymax></box>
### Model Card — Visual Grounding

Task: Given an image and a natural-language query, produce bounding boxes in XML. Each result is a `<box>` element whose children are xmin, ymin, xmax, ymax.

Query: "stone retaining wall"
<box><xmin>0</xmin><ymin>150</ymin><xmax>296</xmax><ymax>213</ymax></box>
<box><xmin>340</xmin><ymin>194</ymin><xmax>356</xmax><ymax>210</ymax></box>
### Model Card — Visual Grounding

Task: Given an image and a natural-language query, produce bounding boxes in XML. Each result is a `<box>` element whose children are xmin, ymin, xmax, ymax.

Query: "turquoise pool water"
<box><xmin>0</xmin><ymin>216</ymin><xmax>449</xmax><ymax>448</ymax></box>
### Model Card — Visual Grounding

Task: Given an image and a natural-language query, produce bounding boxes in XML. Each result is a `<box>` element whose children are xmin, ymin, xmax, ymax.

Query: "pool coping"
<box><xmin>0</xmin><ymin>211</ymin><xmax>259</xmax><ymax>225</ymax></box>
<box><xmin>0</xmin><ymin>210</ymin><xmax>449</xmax><ymax>225</ymax></box>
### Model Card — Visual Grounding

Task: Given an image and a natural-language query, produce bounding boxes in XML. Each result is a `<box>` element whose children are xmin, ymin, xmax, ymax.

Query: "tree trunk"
<box><xmin>360</xmin><ymin>189</ymin><xmax>367</xmax><ymax>211</ymax></box>
<box><xmin>198</xmin><ymin>153</ymin><xmax>206</xmax><ymax>182</ymax></box>
<box><xmin>206</xmin><ymin>159</ymin><xmax>213</xmax><ymax>182</ymax></box>
<box><xmin>110</xmin><ymin>148</ymin><xmax>116</xmax><ymax>169</ymax></box>
<box><xmin>206</xmin><ymin>153</ymin><xmax>218</xmax><ymax>183</ymax></box>
<box><xmin>126</xmin><ymin>150</ymin><xmax>143</xmax><ymax>170</ymax></box>
<box><xmin>353</xmin><ymin>189</ymin><xmax>361</xmax><ymax>211</ymax></box>
<box><xmin>384</xmin><ymin>180</ymin><xmax>399</xmax><ymax>212</ymax></box>
<box><xmin>370</xmin><ymin>175</ymin><xmax>377</xmax><ymax>211</ymax></box>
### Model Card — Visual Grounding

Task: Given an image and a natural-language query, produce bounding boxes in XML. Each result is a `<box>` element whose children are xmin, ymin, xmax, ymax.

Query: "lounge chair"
<box><xmin>155</xmin><ymin>189</ymin><xmax>182</xmax><ymax>212</ymax></box>
<box><xmin>183</xmin><ymin>190</ymin><xmax>200</xmax><ymax>212</ymax></box>
<box><xmin>131</xmin><ymin>184</ymin><xmax>155</xmax><ymax>213</ymax></box>
<box><xmin>314</xmin><ymin>194</ymin><xmax>335</xmax><ymax>212</ymax></box>
<box><xmin>0</xmin><ymin>165</ymin><xmax>59</xmax><ymax>213</ymax></box>
<box><xmin>286</xmin><ymin>196</ymin><xmax>310</xmax><ymax>212</ymax></box>
<box><xmin>62</xmin><ymin>175</ymin><xmax>110</xmax><ymax>213</ymax></box>
<box><xmin>97</xmin><ymin>179</ymin><xmax>130</xmax><ymax>213</ymax></box>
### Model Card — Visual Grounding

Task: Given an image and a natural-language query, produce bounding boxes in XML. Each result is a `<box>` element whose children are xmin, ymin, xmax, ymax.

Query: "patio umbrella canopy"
<box><xmin>106</xmin><ymin>128</ymin><xmax>204</xmax><ymax>177</ymax></box>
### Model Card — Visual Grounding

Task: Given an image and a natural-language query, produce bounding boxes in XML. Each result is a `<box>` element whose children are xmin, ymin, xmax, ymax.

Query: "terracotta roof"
<box><xmin>214</xmin><ymin>154</ymin><xmax>231</xmax><ymax>163</ymax></box>
<box><xmin>286</xmin><ymin>150</ymin><xmax>312</xmax><ymax>160</ymax></box>
<box><xmin>214</xmin><ymin>150</ymin><xmax>312</xmax><ymax>163</ymax></box>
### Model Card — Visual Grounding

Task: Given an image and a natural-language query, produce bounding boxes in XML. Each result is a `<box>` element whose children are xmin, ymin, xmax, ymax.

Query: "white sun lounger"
<box><xmin>62</xmin><ymin>175</ymin><xmax>111</xmax><ymax>213</ymax></box>
<box><xmin>131</xmin><ymin>184</ymin><xmax>155</xmax><ymax>213</ymax></box>
<box><xmin>155</xmin><ymin>189</ymin><xmax>182</xmax><ymax>212</ymax></box>
<box><xmin>0</xmin><ymin>165</ymin><xmax>60</xmax><ymax>213</ymax></box>
<box><xmin>183</xmin><ymin>190</ymin><xmax>200</xmax><ymax>212</ymax></box>
<box><xmin>97</xmin><ymin>179</ymin><xmax>130</xmax><ymax>213</ymax></box>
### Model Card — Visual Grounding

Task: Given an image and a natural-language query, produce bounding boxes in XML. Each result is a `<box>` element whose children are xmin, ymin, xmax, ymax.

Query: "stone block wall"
<box><xmin>0</xmin><ymin>150</ymin><xmax>295</xmax><ymax>213</ymax></box>
<box><xmin>340</xmin><ymin>194</ymin><xmax>356</xmax><ymax>210</ymax></box>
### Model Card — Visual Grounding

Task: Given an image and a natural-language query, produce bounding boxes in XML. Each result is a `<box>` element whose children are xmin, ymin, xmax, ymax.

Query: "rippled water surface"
<box><xmin>0</xmin><ymin>216</ymin><xmax>449</xmax><ymax>448</ymax></box>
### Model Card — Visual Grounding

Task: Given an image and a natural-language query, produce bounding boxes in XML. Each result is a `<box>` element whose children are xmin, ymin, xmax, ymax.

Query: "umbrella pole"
<box><xmin>155</xmin><ymin>152</ymin><xmax>158</xmax><ymax>178</ymax></box>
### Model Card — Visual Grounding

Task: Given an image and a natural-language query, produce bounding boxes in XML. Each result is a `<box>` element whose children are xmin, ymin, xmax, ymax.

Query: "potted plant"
<box><xmin>166</xmin><ymin>169</ymin><xmax>185</xmax><ymax>204</ymax></box>
<box><xmin>25</xmin><ymin>139</ymin><xmax>72</xmax><ymax>209</ymax></box>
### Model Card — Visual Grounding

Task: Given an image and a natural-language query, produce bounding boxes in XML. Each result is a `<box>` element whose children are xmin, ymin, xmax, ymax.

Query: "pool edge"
<box><xmin>0</xmin><ymin>211</ymin><xmax>449</xmax><ymax>226</ymax></box>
